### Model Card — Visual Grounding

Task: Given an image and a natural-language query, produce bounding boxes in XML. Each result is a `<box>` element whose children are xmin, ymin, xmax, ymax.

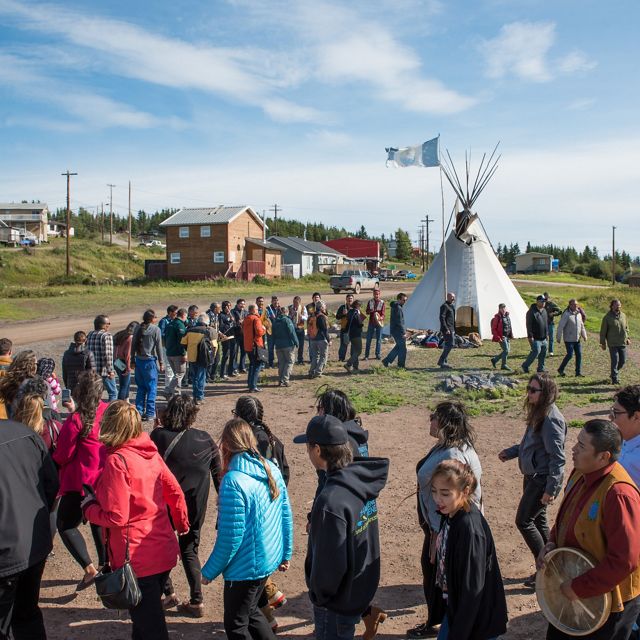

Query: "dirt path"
<box><xmin>1</xmin><ymin>281</ymin><xmax>418</xmax><ymax>346</ymax></box>
<box><xmin>511</xmin><ymin>278</ymin><xmax>606</xmax><ymax>289</ymax></box>
<box><xmin>17</xmin><ymin>332</ymin><xmax>604</xmax><ymax>639</ymax></box>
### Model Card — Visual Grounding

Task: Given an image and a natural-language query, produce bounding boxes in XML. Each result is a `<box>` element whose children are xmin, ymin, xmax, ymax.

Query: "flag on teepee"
<box><xmin>385</xmin><ymin>137</ymin><xmax>439</xmax><ymax>168</ymax></box>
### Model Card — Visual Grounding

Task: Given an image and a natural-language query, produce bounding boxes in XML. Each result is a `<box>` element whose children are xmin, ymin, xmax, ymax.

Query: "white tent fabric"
<box><xmin>392</xmin><ymin>217</ymin><xmax>529</xmax><ymax>339</ymax></box>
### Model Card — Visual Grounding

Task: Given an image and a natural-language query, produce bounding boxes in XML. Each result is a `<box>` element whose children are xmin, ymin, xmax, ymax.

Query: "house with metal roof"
<box><xmin>158</xmin><ymin>206</ymin><xmax>282</xmax><ymax>280</ymax></box>
<box><xmin>267</xmin><ymin>236</ymin><xmax>350</xmax><ymax>276</ymax></box>
<box><xmin>0</xmin><ymin>202</ymin><xmax>49</xmax><ymax>243</ymax></box>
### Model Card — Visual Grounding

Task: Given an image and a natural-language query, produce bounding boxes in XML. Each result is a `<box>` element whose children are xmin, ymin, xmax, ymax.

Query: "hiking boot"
<box><xmin>177</xmin><ymin>601</ymin><xmax>204</xmax><ymax>618</ymax></box>
<box><xmin>162</xmin><ymin>593</ymin><xmax>179</xmax><ymax>610</ymax></box>
<box><xmin>362</xmin><ymin>606</ymin><xmax>387</xmax><ymax>640</ymax></box>
<box><xmin>406</xmin><ymin>622</ymin><xmax>438</xmax><ymax>638</ymax></box>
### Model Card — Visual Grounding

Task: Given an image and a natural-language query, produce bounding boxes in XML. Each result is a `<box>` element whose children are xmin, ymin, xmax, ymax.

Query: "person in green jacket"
<box><xmin>271</xmin><ymin>308</ymin><xmax>299</xmax><ymax>387</ymax></box>
<box><xmin>165</xmin><ymin>308</ymin><xmax>188</xmax><ymax>396</ymax></box>
<box><xmin>600</xmin><ymin>299</ymin><xmax>631</xmax><ymax>385</ymax></box>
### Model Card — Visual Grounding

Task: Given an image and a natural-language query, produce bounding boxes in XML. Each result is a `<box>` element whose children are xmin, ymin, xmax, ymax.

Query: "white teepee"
<box><xmin>400</xmin><ymin>216</ymin><xmax>529</xmax><ymax>339</ymax></box>
<box><xmin>393</xmin><ymin>145</ymin><xmax>529</xmax><ymax>339</ymax></box>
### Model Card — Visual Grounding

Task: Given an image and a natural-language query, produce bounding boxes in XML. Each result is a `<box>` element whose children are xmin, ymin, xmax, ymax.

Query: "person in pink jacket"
<box><xmin>83</xmin><ymin>401</ymin><xmax>189</xmax><ymax>640</ymax></box>
<box><xmin>53</xmin><ymin>371</ymin><xmax>108</xmax><ymax>590</ymax></box>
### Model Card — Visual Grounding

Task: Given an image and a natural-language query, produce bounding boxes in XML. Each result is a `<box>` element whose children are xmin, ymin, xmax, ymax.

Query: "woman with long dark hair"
<box><xmin>113</xmin><ymin>321</ymin><xmax>139</xmax><ymax>402</ymax></box>
<box><xmin>409</xmin><ymin>400</ymin><xmax>482</xmax><ymax>639</ymax></box>
<box><xmin>202</xmin><ymin>418</ymin><xmax>292</xmax><ymax>640</ymax></box>
<box><xmin>499</xmin><ymin>372</ymin><xmax>566</xmax><ymax>588</ymax></box>
<box><xmin>53</xmin><ymin>371</ymin><xmax>108</xmax><ymax>589</ymax></box>
<box><xmin>150</xmin><ymin>394</ymin><xmax>222</xmax><ymax>618</ymax></box>
<box><xmin>83</xmin><ymin>401</ymin><xmax>189</xmax><ymax>640</ymax></box>
<box><xmin>132</xmin><ymin>309</ymin><xmax>164</xmax><ymax>421</ymax></box>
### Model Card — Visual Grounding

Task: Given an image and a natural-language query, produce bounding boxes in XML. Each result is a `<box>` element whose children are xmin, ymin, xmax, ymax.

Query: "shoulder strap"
<box><xmin>113</xmin><ymin>453</ymin><xmax>132</xmax><ymax>562</ymax></box>
<box><xmin>163</xmin><ymin>429</ymin><xmax>187</xmax><ymax>462</ymax></box>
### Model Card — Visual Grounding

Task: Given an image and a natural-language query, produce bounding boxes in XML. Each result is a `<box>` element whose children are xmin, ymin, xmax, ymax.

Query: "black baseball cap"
<box><xmin>536</xmin><ymin>295</ymin><xmax>546</xmax><ymax>302</ymax></box>
<box><xmin>293</xmin><ymin>415</ymin><xmax>348</xmax><ymax>445</ymax></box>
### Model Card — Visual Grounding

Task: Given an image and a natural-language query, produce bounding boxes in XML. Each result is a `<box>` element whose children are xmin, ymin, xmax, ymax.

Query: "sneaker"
<box><xmin>363</xmin><ymin>606</ymin><xmax>388</xmax><ymax>640</ymax></box>
<box><xmin>375</xmin><ymin>355</ymin><xmax>382</xmax><ymax>360</ymax></box>
<box><xmin>231</xmin><ymin>371</ymin><xmax>240</xmax><ymax>377</ymax></box>
<box><xmin>249</xmin><ymin>387</ymin><xmax>261</xmax><ymax>393</ymax></box>
<box><xmin>557</xmin><ymin>369</ymin><xmax>566</xmax><ymax>377</ymax></box>
<box><xmin>344</xmin><ymin>363</ymin><xmax>353</xmax><ymax>373</ymax></box>
<box><xmin>177</xmin><ymin>601</ymin><xmax>204</xmax><ymax>618</ymax></box>
<box><xmin>490</xmin><ymin>358</ymin><xmax>497</xmax><ymax>369</ymax></box>
<box><xmin>406</xmin><ymin>622</ymin><xmax>438</xmax><ymax>638</ymax></box>
<box><xmin>268</xmin><ymin>589</ymin><xmax>287</xmax><ymax>609</ymax></box>
<box><xmin>381</xmin><ymin>360</ymin><xmax>389</xmax><ymax>368</ymax></box>
<box><xmin>282</xmin><ymin>381</ymin><xmax>290</xmax><ymax>387</ymax></box>
<box><xmin>363</xmin><ymin>356</ymin><xmax>369</xmax><ymax>361</ymax></box>
<box><xmin>222</xmin><ymin>375</ymin><xmax>229</xmax><ymax>380</ymax></box>
<box><xmin>521</xmin><ymin>365</ymin><xmax>530</xmax><ymax>374</ymax></box>
<box><xmin>162</xmin><ymin>593</ymin><xmax>179</xmax><ymax>610</ymax></box>
<box><xmin>575</xmin><ymin>373</ymin><xmax>585</xmax><ymax>377</ymax></box>
<box><xmin>501</xmin><ymin>365</ymin><xmax>513</xmax><ymax>372</ymax></box>
<box><xmin>238</xmin><ymin>369</ymin><xmax>247</xmax><ymax>374</ymax></box>
<box><xmin>549</xmin><ymin>352</ymin><xmax>555</xmax><ymax>357</ymax></box>
<box><xmin>439</xmin><ymin>363</ymin><xmax>452</xmax><ymax>370</ymax></box>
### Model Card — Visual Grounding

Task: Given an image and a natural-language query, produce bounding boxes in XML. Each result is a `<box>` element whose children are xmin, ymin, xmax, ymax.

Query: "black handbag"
<box><xmin>254</xmin><ymin>345</ymin><xmax>268</xmax><ymax>364</ymax></box>
<box><xmin>94</xmin><ymin>455</ymin><xmax>142</xmax><ymax>610</ymax></box>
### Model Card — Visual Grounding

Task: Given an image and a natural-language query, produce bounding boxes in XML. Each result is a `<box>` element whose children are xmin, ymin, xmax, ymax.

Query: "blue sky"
<box><xmin>1</xmin><ymin>0</ymin><xmax>638</xmax><ymax>255</ymax></box>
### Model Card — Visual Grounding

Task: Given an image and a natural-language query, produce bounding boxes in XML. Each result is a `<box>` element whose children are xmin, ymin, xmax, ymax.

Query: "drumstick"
<box><xmin>548</xmin><ymin>560</ymin><xmax>596</xmax><ymax>621</ymax></box>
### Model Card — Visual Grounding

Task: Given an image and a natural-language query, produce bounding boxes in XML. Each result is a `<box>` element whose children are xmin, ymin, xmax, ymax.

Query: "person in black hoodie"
<box><xmin>218</xmin><ymin>300</ymin><xmax>237</xmax><ymax>380</ymax></box>
<box><xmin>61</xmin><ymin>331</ymin><xmax>96</xmax><ymax>393</ymax></box>
<box><xmin>0</xmin><ymin>418</ymin><xmax>59</xmax><ymax>638</ymax></box>
<box><xmin>382</xmin><ymin>293</ymin><xmax>408</xmax><ymax>369</ymax></box>
<box><xmin>294</xmin><ymin>415</ymin><xmax>389</xmax><ymax>640</ymax></box>
<box><xmin>521</xmin><ymin>296</ymin><xmax>549</xmax><ymax>374</ymax></box>
<box><xmin>150</xmin><ymin>394</ymin><xmax>221</xmax><ymax>618</ymax></box>
<box><xmin>344</xmin><ymin>300</ymin><xmax>365</xmax><ymax>373</ymax></box>
<box><xmin>430</xmin><ymin>459</ymin><xmax>507</xmax><ymax>640</ymax></box>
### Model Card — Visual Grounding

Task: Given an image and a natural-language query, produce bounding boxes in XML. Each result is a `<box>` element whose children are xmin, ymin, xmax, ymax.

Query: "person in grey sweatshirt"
<box><xmin>498</xmin><ymin>373</ymin><xmax>566</xmax><ymax>588</ymax></box>
<box><xmin>131</xmin><ymin>309</ymin><xmax>164</xmax><ymax>421</ymax></box>
<box><xmin>556</xmin><ymin>299</ymin><xmax>588</xmax><ymax>377</ymax></box>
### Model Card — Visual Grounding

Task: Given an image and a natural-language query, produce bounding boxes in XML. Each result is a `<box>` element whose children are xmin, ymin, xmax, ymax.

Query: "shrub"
<box><xmin>587</xmin><ymin>261</ymin><xmax>606</xmax><ymax>280</ymax></box>
<box><xmin>252</xmin><ymin>274</ymin><xmax>270</xmax><ymax>285</ymax></box>
<box><xmin>572</xmin><ymin>264</ymin><xmax>585</xmax><ymax>275</ymax></box>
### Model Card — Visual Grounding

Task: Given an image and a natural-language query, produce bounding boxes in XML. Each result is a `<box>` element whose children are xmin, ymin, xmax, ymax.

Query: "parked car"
<box><xmin>19</xmin><ymin>238</ymin><xmax>36</xmax><ymax>247</ymax></box>
<box><xmin>329</xmin><ymin>270</ymin><xmax>379</xmax><ymax>294</ymax></box>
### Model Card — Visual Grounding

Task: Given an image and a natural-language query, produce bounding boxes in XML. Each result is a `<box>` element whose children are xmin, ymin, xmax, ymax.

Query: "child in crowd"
<box><xmin>430</xmin><ymin>460</ymin><xmax>507</xmax><ymax>640</ymax></box>
<box><xmin>37</xmin><ymin>357</ymin><xmax>61</xmax><ymax>412</ymax></box>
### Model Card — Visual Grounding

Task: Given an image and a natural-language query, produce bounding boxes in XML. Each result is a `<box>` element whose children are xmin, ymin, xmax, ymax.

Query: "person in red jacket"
<box><xmin>53</xmin><ymin>371</ymin><xmax>108</xmax><ymax>590</ymax></box>
<box><xmin>243</xmin><ymin>304</ymin><xmax>266</xmax><ymax>393</ymax></box>
<box><xmin>83</xmin><ymin>401</ymin><xmax>189</xmax><ymax>640</ymax></box>
<box><xmin>490</xmin><ymin>303</ymin><xmax>514</xmax><ymax>371</ymax></box>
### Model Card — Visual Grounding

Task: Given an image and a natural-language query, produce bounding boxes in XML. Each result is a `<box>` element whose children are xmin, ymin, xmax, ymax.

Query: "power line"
<box><xmin>61</xmin><ymin>170</ymin><xmax>77</xmax><ymax>276</ymax></box>
<box><xmin>107</xmin><ymin>183</ymin><xmax>116</xmax><ymax>245</ymax></box>
<box><xmin>269</xmin><ymin>204</ymin><xmax>281</xmax><ymax>237</ymax></box>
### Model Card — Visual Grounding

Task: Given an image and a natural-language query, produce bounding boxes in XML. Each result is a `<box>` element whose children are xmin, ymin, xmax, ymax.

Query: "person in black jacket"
<box><xmin>61</xmin><ymin>331</ymin><xmax>96</xmax><ymax>393</ymax></box>
<box><xmin>0</xmin><ymin>418</ymin><xmax>59</xmax><ymax>638</ymax></box>
<box><xmin>344</xmin><ymin>300</ymin><xmax>365</xmax><ymax>373</ymax></box>
<box><xmin>522</xmin><ymin>296</ymin><xmax>549</xmax><ymax>373</ymax></box>
<box><xmin>437</xmin><ymin>293</ymin><xmax>456</xmax><ymax>369</ymax></box>
<box><xmin>382</xmin><ymin>293</ymin><xmax>408</xmax><ymax>369</ymax></box>
<box><xmin>294</xmin><ymin>415</ymin><xmax>389</xmax><ymax>640</ymax></box>
<box><xmin>150</xmin><ymin>394</ymin><xmax>221</xmax><ymax>618</ymax></box>
<box><xmin>430</xmin><ymin>460</ymin><xmax>507</xmax><ymax>640</ymax></box>
<box><xmin>218</xmin><ymin>301</ymin><xmax>237</xmax><ymax>380</ymax></box>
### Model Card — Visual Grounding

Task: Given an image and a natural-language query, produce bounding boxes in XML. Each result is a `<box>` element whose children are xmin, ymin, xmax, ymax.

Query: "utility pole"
<box><xmin>422</xmin><ymin>215</ymin><xmax>434</xmax><ymax>270</ymax></box>
<box><xmin>269</xmin><ymin>204</ymin><xmax>280</xmax><ymax>237</ymax></box>
<box><xmin>101</xmin><ymin>202</ymin><xmax>105</xmax><ymax>242</ymax></box>
<box><xmin>128</xmin><ymin>181</ymin><xmax>132</xmax><ymax>253</ymax></box>
<box><xmin>612</xmin><ymin>226</ymin><xmax>616</xmax><ymax>286</ymax></box>
<box><xmin>61</xmin><ymin>170</ymin><xmax>77</xmax><ymax>276</ymax></box>
<box><xmin>107</xmin><ymin>183</ymin><xmax>116</xmax><ymax>245</ymax></box>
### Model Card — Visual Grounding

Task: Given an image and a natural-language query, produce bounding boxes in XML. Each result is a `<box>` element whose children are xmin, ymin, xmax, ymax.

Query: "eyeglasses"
<box><xmin>526</xmin><ymin>386</ymin><xmax>542</xmax><ymax>394</ymax></box>
<box><xmin>610</xmin><ymin>407</ymin><xmax>628</xmax><ymax>418</ymax></box>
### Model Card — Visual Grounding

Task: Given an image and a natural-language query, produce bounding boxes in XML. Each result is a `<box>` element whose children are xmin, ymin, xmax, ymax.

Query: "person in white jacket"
<box><xmin>556</xmin><ymin>299</ymin><xmax>588</xmax><ymax>377</ymax></box>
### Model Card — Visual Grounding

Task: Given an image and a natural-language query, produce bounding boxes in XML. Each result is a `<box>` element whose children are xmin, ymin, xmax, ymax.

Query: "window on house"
<box><xmin>170</xmin><ymin>252</ymin><xmax>181</xmax><ymax>264</ymax></box>
<box><xmin>200</xmin><ymin>225</ymin><xmax>211</xmax><ymax>238</ymax></box>
<box><xmin>179</xmin><ymin>227</ymin><xmax>189</xmax><ymax>238</ymax></box>
<box><xmin>213</xmin><ymin>251</ymin><xmax>225</xmax><ymax>263</ymax></box>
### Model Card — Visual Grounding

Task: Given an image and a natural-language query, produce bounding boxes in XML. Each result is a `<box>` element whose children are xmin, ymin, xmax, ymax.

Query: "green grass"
<box><xmin>510</xmin><ymin>272</ymin><xmax>608</xmax><ymax>286</ymax></box>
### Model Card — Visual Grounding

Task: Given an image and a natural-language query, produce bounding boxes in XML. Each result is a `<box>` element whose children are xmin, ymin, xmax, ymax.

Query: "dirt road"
<box><xmin>2</xmin><ymin>281</ymin><xmax>418</xmax><ymax>346</ymax></box>
<box><xmin>511</xmin><ymin>278</ymin><xmax>606</xmax><ymax>289</ymax></box>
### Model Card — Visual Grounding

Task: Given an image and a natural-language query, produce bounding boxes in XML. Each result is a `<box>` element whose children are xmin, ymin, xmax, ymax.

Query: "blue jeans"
<box><xmin>438</xmin><ymin>333</ymin><xmax>455</xmax><ymax>366</ymax></box>
<box><xmin>548</xmin><ymin>323</ymin><xmax>555</xmax><ymax>353</ymax></box>
<box><xmin>522</xmin><ymin>339</ymin><xmax>548</xmax><ymax>372</ymax></box>
<box><xmin>383</xmin><ymin>331</ymin><xmax>406</xmax><ymax>368</ymax></box>
<box><xmin>102</xmin><ymin>375</ymin><xmax>117</xmax><ymax>402</ymax></box>
<box><xmin>191</xmin><ymin>363</ymin><xmax>207</xmax><ymax>401</ymax></box>
<box><xmin>117</xmin><ymin>371</ymin><xmax>131</xmax><ymax>401</ymax></box>
<box><xmin>610</xmin><ymin>345</ymin><xmax>627</xmax><ymax>382</ymax></box>
<box><xmin>247</xmin><ymin>352</ymin><xmax>263</xmax><ymax>391</ymax></box>
<box><xmin>437</xmin><ymin>614</ymin><xmax>499</xmax><ymax>640</ymax></box>
<box><xmin>338</xmin><ymin>332</ymin><xmax>349</xmax><ymax>361</ymax></box>
<box><xmin>365</xmin><ymin>325</ymin><xmax>382</xmax><ymax>358</ymax></box>
<box><xmin>267</xmin><ymin>334</ymin><xmax>275</xmax><ymax>367</ymax></box>
<box><xmin>313</xmin><ymin>605</ymin><xmax>360</xmax><ymax>640</ymax></box>
<box><xmin>295</xmin><ymin>328</ymin><xmax>305</xmax><ymax>363</ymax></box>
<box><xmin>558</xmin><ymin>341</ymin><xmax>582</xmax><ymax>375</ymax></box>
<box><xmin>492</xmin><ymin>338</ymin><xmax>510</xmax><ymax>368</ymax></box>
<box><xmin>134</xmin><ymin>357</ymin><xmax>158</xmax><ymax>418</ymax></box>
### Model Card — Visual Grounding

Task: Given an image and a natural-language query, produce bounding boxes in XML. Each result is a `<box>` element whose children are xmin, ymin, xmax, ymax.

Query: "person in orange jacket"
<box><xmin>243</xmin><ymin>304</ymin><xmax>267</xmax><ymax>393</ymax></box>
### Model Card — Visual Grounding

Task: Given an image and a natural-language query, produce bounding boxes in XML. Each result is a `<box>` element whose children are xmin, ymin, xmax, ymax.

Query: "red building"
<box><xmin>322</xmin><ymin>237</ymin><xmax>380</xmax><ymax>260</ymax></box>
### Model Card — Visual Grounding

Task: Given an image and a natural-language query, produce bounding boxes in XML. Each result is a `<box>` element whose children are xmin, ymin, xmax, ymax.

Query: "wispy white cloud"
<box><xmin>0</xmin><ymin>53</ymin><xmax>186</xmax><ymax>130</ymax></box>
<box><xmin>566</xmin><ymin>98</ymin><xmax>595</xmax><ymax>111</ymax></box>
<box><xmin>480</xmin><ymin>21</ymin><xmax>596</xmax><ymax>83</ymax></box>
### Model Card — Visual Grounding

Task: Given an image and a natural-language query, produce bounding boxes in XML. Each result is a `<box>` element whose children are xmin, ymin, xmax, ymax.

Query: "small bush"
<box><xmin>572</xmin><ymin>264</ymin><xmax>585</xmax><ymax>275</ymax></box>
<box><xmin>587</xmin><ymin>261</ymin><xmax>606</xmax><ymax>280</ymax></box>
<box><xmin>252</xmin><ymin>275</ymin><xmax>270</xmax><ymax>285</ymax></box>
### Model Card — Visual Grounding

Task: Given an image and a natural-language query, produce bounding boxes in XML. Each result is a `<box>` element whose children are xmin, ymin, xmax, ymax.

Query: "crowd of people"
<box><xmin>0</xmin><ymin>285</ymin><xmax>637</xmax><ymax>640</ymax></box>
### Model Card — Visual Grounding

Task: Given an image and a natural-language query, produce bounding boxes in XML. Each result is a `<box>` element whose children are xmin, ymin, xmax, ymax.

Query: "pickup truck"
<box><xmin>330</xmin><ymin>270</ymin><xmax>380</xmax><ymax>294</ymax></box>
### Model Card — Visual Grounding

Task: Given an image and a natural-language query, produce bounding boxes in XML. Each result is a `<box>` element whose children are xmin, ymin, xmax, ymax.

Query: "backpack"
<box><xmin>307</xmin><ymin>314</ymin><xmax>318</xmax><ymax>339</ymax></box>
<box><xmin>196</xmin><ymin>331</ymin><xmax>215</xmax><ymax>367</ymax></box>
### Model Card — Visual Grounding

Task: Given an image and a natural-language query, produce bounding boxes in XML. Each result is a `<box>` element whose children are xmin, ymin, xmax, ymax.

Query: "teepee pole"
<box><xmin>439</xmin><ymin>164</ymin><xmax>448</xmax><ymax>299</ymax></box>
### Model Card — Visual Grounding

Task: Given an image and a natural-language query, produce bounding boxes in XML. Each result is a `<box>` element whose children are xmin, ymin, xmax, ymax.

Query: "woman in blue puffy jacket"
<box><xmin>201</xmin><ymin>417</ymin><xmax>293</xmax><ymax>640</ymax></box>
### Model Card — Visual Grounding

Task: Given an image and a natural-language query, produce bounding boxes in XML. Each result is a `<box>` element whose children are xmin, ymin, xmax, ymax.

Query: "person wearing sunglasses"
<box><xmin>498</xmin><ymin>373</ymin><xmax>567</xmax><ymax>589</ymax></box>
<box><xmin>612</xmin><ymin>385</ymin><xmax>640</xmax><ymax>487</ymax></box>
